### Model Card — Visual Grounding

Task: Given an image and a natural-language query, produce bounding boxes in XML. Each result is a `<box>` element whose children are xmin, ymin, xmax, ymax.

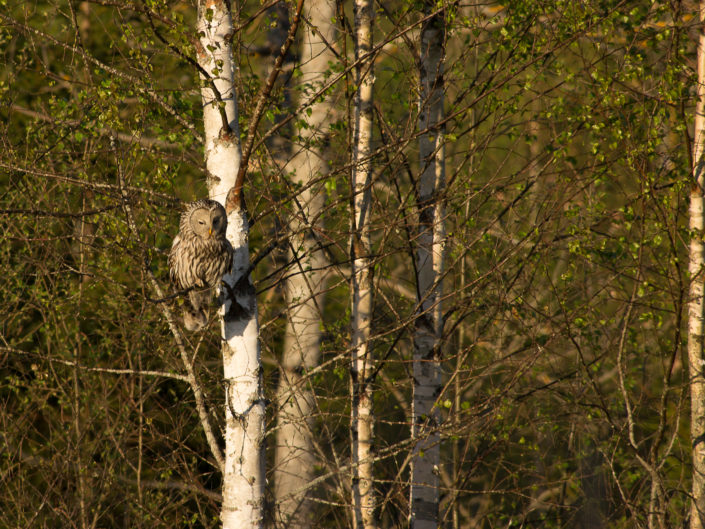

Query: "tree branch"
<box><xmin>226</xmin><ymin>0</ymin><xmax>305</xmax><ymax>213</ymax></box>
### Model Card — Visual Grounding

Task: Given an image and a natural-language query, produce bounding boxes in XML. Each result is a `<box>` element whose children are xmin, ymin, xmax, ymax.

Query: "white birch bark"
<box><xmin>690</xmin><ymin>3</ymin><xmax>705</xmax><ymax>528</ymax></box>
<box><xmin>197</xmin><ymin>2</ymin><xmax>265</xmax><ymax>529</ymax></box>
<box><xmin>410</xmin><ymin>5</ymin><xmax>445</xmax><ymax>529</ymax></box>
<box><xmin>274</xmin><ymin>0</ymin><xmax>336</xmax><ymax>526</ymax></box>
<box><xmin>350</xmin><ymin>1</ymin><xmax>376</xmax><ymax>528</ymax></box>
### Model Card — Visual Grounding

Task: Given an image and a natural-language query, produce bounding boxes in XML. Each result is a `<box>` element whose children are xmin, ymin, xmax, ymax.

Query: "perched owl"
<box><xmin>169</xmin><ymin>199</ymin><xmax>233</xmax><ymax>331</ymax></box>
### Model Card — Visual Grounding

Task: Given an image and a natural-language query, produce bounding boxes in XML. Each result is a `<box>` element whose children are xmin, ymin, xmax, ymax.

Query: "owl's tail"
<box><xmin>182</xmin><ymin>287</ymin><xmax>212</xmax><ymax>331</ymax></box>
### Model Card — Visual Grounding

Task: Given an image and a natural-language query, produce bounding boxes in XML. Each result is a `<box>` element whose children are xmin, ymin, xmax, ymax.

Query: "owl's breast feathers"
<box><xmin>168</xmin><ymin>234</ymin><xmax>233</xmax><ymax>291</ymax></box>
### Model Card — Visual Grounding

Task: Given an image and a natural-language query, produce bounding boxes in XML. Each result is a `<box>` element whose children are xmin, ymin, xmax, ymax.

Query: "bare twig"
<box><xmin>1</xmin><ymin>346</ymin><xmax>189</xmax><ymax>382</ymax></box>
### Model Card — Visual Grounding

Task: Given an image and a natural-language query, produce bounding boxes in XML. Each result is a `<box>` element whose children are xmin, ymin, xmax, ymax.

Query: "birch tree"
<box><xmin>274</xmin><ymin>0</ymin><xmax>337</xmax><ymax>525</ymax></box>
<box><xmin>410</xmin><ymin>4</ymin><xmax>445</xmax><ymax>529</ymax></box>
<box><xmin>689</xmin><ymin>2</ymin><xmax>705</xmax><ymax>527</ymax></box>
<box><xmin>197</xmin><ymin>1</ymin><xmax>264</xmax><ymax>527</ymax></box>
<box><xmin>350</xmin><ymin>0</ymin><xmax>376</xmax><ymax>527</ymax></box>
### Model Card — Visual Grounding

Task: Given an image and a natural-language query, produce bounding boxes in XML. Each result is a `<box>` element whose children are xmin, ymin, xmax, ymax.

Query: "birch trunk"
<box><xmin>197</xmin><ymin>2</ymin><xmax>265</xmax><ymax>529</ymax></box>
<box><xmin>274</xmin><ymin>0</ymin><xmax>336</xmax><ymax>526</ymax></box>
<box><xmin>410</xmin><ymin>5</ymin><xmax>445</xmax><ymax>529</ymax></box>
<box><xmin>690</xmin><ymin>4</ymin><xmax>705</xmax><ymax>528</ymax></box>
<box><xmin>350</xmin><ymin>0</ymin><xmax>376</xmax><ymax>528</ymax></box>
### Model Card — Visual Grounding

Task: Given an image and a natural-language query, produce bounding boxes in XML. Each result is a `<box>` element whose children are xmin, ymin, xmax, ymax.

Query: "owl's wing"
<box><xmin>168</xmin><ymin>234</ymin><xmax>181</xmax><ymax>286</ymax></box>
<box><xmin>225</xmin><ymin>239</ymin><xmax>233</xmax><ymax>274</ymax></box>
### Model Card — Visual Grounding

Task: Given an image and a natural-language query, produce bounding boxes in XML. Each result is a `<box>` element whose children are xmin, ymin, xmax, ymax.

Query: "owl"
<box><xmin>169</xmin><ymin>199</ymin><xmax>233</xmax><ymax>331</ymax></box>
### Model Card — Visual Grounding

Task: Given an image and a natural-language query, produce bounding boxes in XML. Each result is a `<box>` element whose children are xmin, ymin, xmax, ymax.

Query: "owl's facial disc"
<box><xmin>190</xmin><ymin>208</ymin><xmax>212</xmax><ymax>239</ymax></box>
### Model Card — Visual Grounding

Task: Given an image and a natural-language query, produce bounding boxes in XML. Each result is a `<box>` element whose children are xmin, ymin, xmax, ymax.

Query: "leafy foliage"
<box><xmin>0</xmin><ymin>0</ymin><xmax>699</xmax><ymax>528</ymax></box>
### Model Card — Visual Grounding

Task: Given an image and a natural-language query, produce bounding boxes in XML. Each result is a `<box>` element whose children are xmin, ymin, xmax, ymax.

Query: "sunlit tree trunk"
<box><xmin>350</xmin><ymin>0</ymin><xmax>376</xmax><ymax>527</ymax></box>
<box><xmin>274</xmin><ymin>0</ymin><xmax>336</xmax><ymax>526</ymax></box>
<box><xmin>690</xmin><ymin>3</ymin><xmax>705</xmax><ymax>528</ymax></box>
<box><xmin>197</xmin><ymin>2</ymin><xmax>264</xmax><ymax>529</ymax></box>
<box><xmin>410</xmin><ymin>4</ymin><xmax>445</xmax><ymax>529</ymax></box>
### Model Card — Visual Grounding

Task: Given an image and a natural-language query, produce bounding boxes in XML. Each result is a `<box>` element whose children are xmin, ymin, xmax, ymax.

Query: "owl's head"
<box><xmin>184</xmin><ymin>200</ymin><xmax>227</xmax><ymax>239</ymax></box>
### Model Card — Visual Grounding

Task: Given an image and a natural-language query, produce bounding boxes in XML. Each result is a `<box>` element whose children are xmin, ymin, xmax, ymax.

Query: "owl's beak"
<box><xmin>208</xmin><ymin>228</ymin><xmax>213</xmax><ymax>238</ymax></box>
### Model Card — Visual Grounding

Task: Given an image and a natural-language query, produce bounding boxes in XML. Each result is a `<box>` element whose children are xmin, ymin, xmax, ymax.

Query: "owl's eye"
<box><xmin>198</xmin><ymin>220</ymin><xmax>206</xmax><ymax>225</ymax></box>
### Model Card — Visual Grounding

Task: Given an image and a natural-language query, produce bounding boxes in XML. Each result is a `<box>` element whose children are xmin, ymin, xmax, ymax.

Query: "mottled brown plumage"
<box><xmin>169</xmin><ymin>199</ymin><xmax>232</xmax><ymax>330</ymax></box>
